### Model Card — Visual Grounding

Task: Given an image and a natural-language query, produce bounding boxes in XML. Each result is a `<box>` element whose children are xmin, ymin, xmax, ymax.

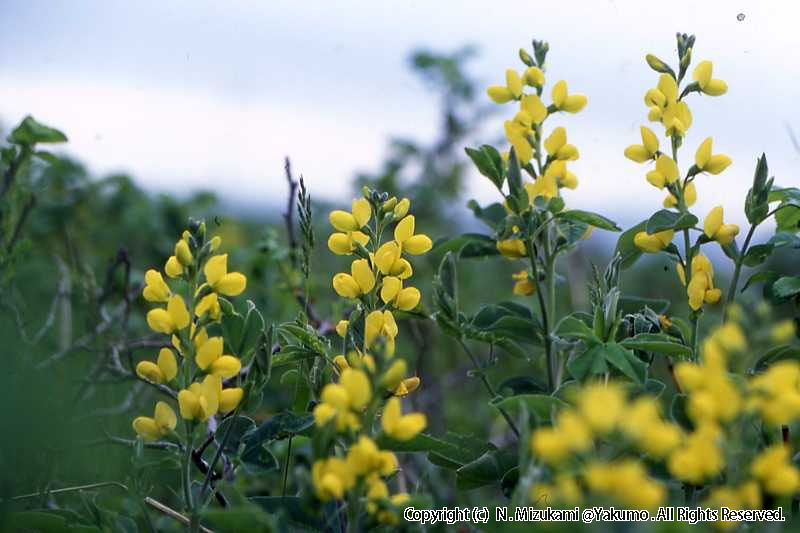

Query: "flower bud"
<box><xmin>175</xmin><ymin>239</ymin><xmax>193</xmax><ymax>266</ymax></box>
<box><xmin>519</xmin><ymin>48</ymin><xmax>534</xmax><ymax>66</ymax></box>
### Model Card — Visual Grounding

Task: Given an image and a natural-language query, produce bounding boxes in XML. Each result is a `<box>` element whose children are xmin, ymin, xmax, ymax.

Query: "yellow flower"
<box><xmin>142</xmin><ymin>269</ymin><xmax>171</xmax><ymax>302</ymax></box>
<box><xmin>195</xmin><ymin>292</ymin><xmax>221</xmax><ymax>320</ymax></box>
<box><xmin>624</xmin><ymin>126</ymin><xmax>659</xmax><ymax>163</ymax></box>
<box><xmin>146</xmin><ymin>295</ymin><xmax>191</xmax><ymax>334</ymax></box>
<box><xmin>313</xmin><ymin>369</ymin><xmax>372</xmax><ymax>431</ymax></box>
<box><xmin>695</xmin><ymin>137</ymin><xmax>732</xmax><ymax>175</ymax></box>
<box><xmin>703</xmin><ymin>206</ymin><xmax>739</xmax><ymax>245</ymax></box>
<box><xmin>504</xmin><ymin>120</ymin><xmax>533</xmax><ymax>164</ymax></box>
<box><xmin>346</xmin><ymin>436</ymin><xmax>397</xmax><ymax>477</ymax></box>
<box><xmin>393</xmin><ymin>376</ymin><xmax>420</xmax><ymax>397</ymax></box>
<box><xmin>327</xmin><ymin>230</ymin><xmax>369</xmax><ymax>255</ymax></box>
<box><xmin>646</xmin><ymin>74</ymin><xmax>693</xmax><ymax>136</ymax></box>
<box><xmin>620</xmin><ymin>397</ymin><xmax>681</xmax><ymax>458</ymax></box>
<box><xmin>329</xmin><ymin>198</ymin><xmax>372</xmax><ymax>232</ymax></box>
<box><xmin>663</xmin><ymin>182</ymin><xmax>696</xmax><ymax>208</ymax></box>
<box><xmin>165</xmin><ymin>255</ymin><xmax>183</xmax><ymax>278</ymax></box>
<box><xmin>751</xmin><ymin>445</ymin><xmax>800</xmax><ymax>495</ymax></box>
<box><xmin>576</xmin><ymin>382</ymin><xmax>625</xmax><ymax>433</ymax></box>
<box><xmin>487</xmin><ymin>69</ymin><xmax>524</xmax><ymax>103</ymax></box>
<box><xmin>380</xmin><ymin>276</ymin><xmax>420</xmax><ymax>310</ymax></box>
<box><xmin>175</xmin><ymin>239</ymin><xmax>193</xmax><ymax>266</ymax></box>
<box><xmin>771</xmin><ymin>320</ymin><xmax>796</xmax><ymax>343</ymax></box>
<box><xmin>382</xmin><ymin>397</ymin><xmax>426</xmax><ymax>441</ymax></box>
<box><xmin>393</xmin><ymin>198</ymin><xmax>410</xmax><ymax>219</ymax></box>
<box><xmin>645</xmin><ymin>154</ymin><xmax>679</xmax><ymax>189</ymax></box>
<box><xmin>335</xmin><ymin>320</ymin><xmax>349</xmax><ymax>338</ymax></box>
<box><xmin>135</xmin><ymin>347</ymin><xmax>178</xmax><ymax>384</ymax></box>
<box><xmin>512</xmin><ymin>270</ymin><xmax>535</xmax><ymax>295</ymax></box>
<box><xmin>584</xmin><ymin>459</ymin><xmax>665</xmax><ymax>511</ymax></box>
<box><xmin>195</xmin><ymin>336</ymin><xmax>241</xmax><ymax>378</ymax></box>
<box><xmin>685</xmin><ymin>253</ymin><xmax>722</xmax><ymax>311</ymax></box>
<box><xmin>748</xmin><ymin>361</ymin><xmax>800</xmax><ymax>426</ymax></box>
<box><xmin>312</xmin><ymin>457</ymin><xmax>355</xmax><ymax>501</ymax></box>
<box><xmin>177</xmin><ymin>375</ymin><xmax>222</xmax><ymax>421</ymax></box>
<box><xmin>394</xmin><ymin>215</ymin><xmax>432</xmax><ymax>255</ymax></box>
<box><xmin>497</xmin><ymin>238</ymin><xmax>526</xmax><ymax>259</ymax></box>
<box><xmin>543</xmin><ymin>127</ymin><xmax>579</xmax><ymax>161</ymax></box>
<box><xmin>633</xmin><ymin>229</ymin><xmax>674</xmax><ymax>253</ymax></box>
<box><xmin>526</xmin><ymin>165</ymin><xmax>559</xmax><ymax>200</ymax></box>
<box><xmin>551</xmin><ymin>80</ymin><xmax>587</xmax><ymax>113</ymax></box>
<box><xmin>693</xmin><ymin>60</ymin><xmax>728</xmax><ymax>96</ymax></box>
<box><xmin>521</xmin><ymin>94</ymin><xmax>548</xmax><ymax>124</ymax></box>
<box><xmin>332</xmin><ymin>258</ymin><xmax>375</xmax><ymax>298</ymax></box>
<box><xmin>203</xmin><ymin>254</ymin><xmax>247</xmax><ymax>296</ymax></box>
<box><xmin>381</xmin><ymin>359</ymin><xmax>407</xmax><ymax>390</ymax></box>
<box><xmin>523</xmin><ymin>66</ymin><xmax>545</xmax><ymax>87</ymax></box>
<box><xmin>668</xmin><ymin>423</ymin><xmax>724</xmax><ymax>484</ymax></box>
<box><xmin>374</xmin><ymin>241</ymin><xmax>411</xmax><ymax>277</ymax></box>
<box><xmin>132</xmin><ymin>401</ymin><xmax>177</xmax><ymax>441</ymax></box>
<box><xmin>531</xmin><ymin>427</ymin><xmax>571</xmax><ymax>465</ymax></box>
<box><xmin>209</xmin><ymin>235</ymin><xmax>222</xmax><ymax>251</ymax></box>
<box><xmin>219</xmin><ymin>387</ymin><xmax>244</xmax><ymax>414</ymax></box>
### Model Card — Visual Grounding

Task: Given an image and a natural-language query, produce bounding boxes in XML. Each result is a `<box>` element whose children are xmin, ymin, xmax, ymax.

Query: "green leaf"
<box><xmin>377</xmin><ymin>431</ymin><xmax>493</xmax><ymax>470</ymax></box>
<box><xmin>603</xmin><ymin>343</ymin><xmax>647</xmax><ymax>384</ymax></box>
<box><xmin>243</xmin><ymin>412</ymin><xmax>314</xmax><ymax>448</ymax></box>
<box><xmin>456</xmin><ymin>447</ymin><xmax>518</xmax><ymax>491</ymax></box>
<box><xmin>469</xmin><ymin>302</ymin><xmax>542</xmax><ymax>344</ymax></box>
<box><xmin>754</xmin><ymin>345</ymin><xmax>800</xmax><ymax>372</ymax></box>
<box><xmin>466</xmin><ymin>200</ymin><xmax>507</xmax><ymax>230</ymax></box>
<box><xmin>465</xmin><ymin>146</ymin><xmax>504</xmax><ymax>190</ymax></box>
<box><xmin>497</xmin><ymin>375</ymin><xmax>548</xmax><ymax>396</ymax></box>
<box><xmin>645</xmin><ymin>209</ymin><xmax>698</xmax><ymax>233</ymax></box>
<box><xmin>775</xmin><ymin>204</ymin><xmax>800</xmax><ymax>233</ymax></box>
<box><xmin>773</xmin><ymin>277</ymin><xmax>800</xmax><ymax>299</ymax></box>
<box><xmin>431</xmin><ymin>233</ymin><xmax>499</xmax><ymax>258</ymax></box>
<box><xmin>742</xmin><ymin>271</ymin><xmax>779</xmax><ymax>293</ymax></box>
<box><xmin>614</xmin><ymin>220</ymin><xmax>647</xmax><ymax>269</ymax></box>
<box><xmin>555</xmin><ymin>313</ymin><xmax>598</xmax><ymax>343</ymax></box>
<box><xmin>9</xmin><ymin>116</ymin><xmax>68</xmax><ymax>145</ymax></box>
<box><xmin>618</xmin><ymin>295</ymin><xmax>670</xmax><ymax>314</ymax></box>
<box><xmin>490</xmin><ymin>394</ymin><xmax>567</xmax><ymax>423</ymax></box>
<box><xmin>567</xmin><ymin>343</ymin><xmax>608</xmax><ymax>380</ymax></box>
<box><xmin>250</xmin><ymin>497</ymin><xmax>322</xmax><ymax>531</ymax></box>
<box><xmin>742</xmin><ymin>244</ymin><xmax>774</xmax><ymax>267</ymax></box>
<box><xmin>558</xmin><ymin>210</ymin><xmax>621</xmax><ymax>231</ymax></box>
<box><xmin>217</xmin><ymin>415</ymin><xmax>256</xmax><ymax>454</ymax></box>
<box><xmin>620</xmin><ymin>333</ymin><xmax>692</xmax><ymax>358</ymax></box>
<box><xmin>234</xmin><ymin>300</ymin><xmax>265</xmax><ymax>362</ymax></box>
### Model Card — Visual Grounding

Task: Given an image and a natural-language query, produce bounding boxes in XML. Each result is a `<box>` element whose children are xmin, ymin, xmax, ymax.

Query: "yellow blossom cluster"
<box><xmin>312</xmin><ymin>191</ymin><xmax>430</xmax><ymax>523</ymax></box>
<box><xmin>133</xmin><ymin>225</ymin><xmax>247</xmax><ymax>440</ymax></box>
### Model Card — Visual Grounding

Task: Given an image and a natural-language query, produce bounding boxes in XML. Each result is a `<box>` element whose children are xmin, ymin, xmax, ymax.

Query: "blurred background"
<box><xmin>2</xmin><ymin>1</ymin><xmax>800</xmax><ymax>530</ymax></box>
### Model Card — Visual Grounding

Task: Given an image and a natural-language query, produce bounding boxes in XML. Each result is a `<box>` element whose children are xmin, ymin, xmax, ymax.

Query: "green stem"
<box><xmin>543</xmin><ymin>218</ymin><xmax>558</xmax><ymax>392</ymax></box>
<box><xmin>457</xmin><ymin>338</ymin><xmax>520</xmax><ymax>438</ymax></box>
<box><xmin>722</xmin><ymin>222</ymin><xmax>757</xmax><ymax>320</ymax></box>
<box><xmin>282</xmin><ymin>436</ymin><xmax>293</xmax><ymax>496</ymax></box>
<box><xmin>183</xmin><ymin>422</ymin><xmax>195</xmax><ymax>517</ymax></box>
<box><xmin>529</xmin><ymin>243</ymin><xmax>553</xmax><ymax>392</ymax></box>
<box><xmin>690</xmin><ymin>312</ymin><xmax>700</xmax><ymax>363</ymax></box>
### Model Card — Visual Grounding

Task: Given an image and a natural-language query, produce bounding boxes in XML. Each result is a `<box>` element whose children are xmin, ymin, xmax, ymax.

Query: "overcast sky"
<box><xmin>2</xmin><ymin>0</ymin><xmax>799</xmax><ymax>227</ymax></box>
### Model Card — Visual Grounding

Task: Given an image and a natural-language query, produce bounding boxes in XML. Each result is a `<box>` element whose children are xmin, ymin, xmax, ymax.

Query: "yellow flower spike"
<box><xmin>382</xmin><ymin>359</ymin><xmax>407</xmax><ymax>390</ymax></box>
<box><xmin>146</xmin><ymin>295</ymin><xmax>190</xmax><ymax>334</ymax></box>
<box><xmin>645</xmin><ymin>154</ymin><xmax>679</xmax><ymax>189</ymax></box>
<box><xmin>487</xmin><ymin>85</ymin><xmax>514</xmax><ymax>104</ymax></box>
<box><xmin>380</xmin><ymin>276</ymin><xmax>402</xmax><ymax>304</ymax></box>
<box><xmin>350</xmin><ymin>258</ymin><xmax>375</xmax><ymax>294</ymax></box>
<box><xmin>332</xmin><ymin>273</ymin><xmax>360</xmax><ymax>299</ymax></box>
<box><xmin>335</xmin><ymin>320</ymin><xmax>349</xmax><ymax>338</ymax></box>
<box><xmin>694</xmin><ymin>137</ymin><xmax>732</xmax><ymax>175</ymax></box>
<box><xmin>544</xmin><ymin>127</ymin><xmax>579</xmax><ymax>161</ymax></box>
<box><xmin>520</xmin><ymin>94</ymin><xmax>548</xmax><ymax>124</ymax></box>
<box><xmin>505</xmin><ymin>69</ymin><xmax>523</xmax><ymax>98</ymax></box>
<box><xmin>340</xmin><ymin>368</ymin><xmax>371</xmax><ymax>410</ymax></box>
<box><xmin>523</xmin><ymin>66</ymin><xmax>545</xmax><ymax>87</ymax></box>
<box><xmin>209</xmin><ymin>355</ymin><xmax>242</xmax><ymax>379</ymax></box>
<box><xmin>175</xmin><ymin>239</ymin><xmax>193</xmax><ymax>266</ymax></box>
<box><xmin>157</xmin><ymin>347</ymin><xmax>178</xmax><ymax>381</ymax></box>
<box><xmin>393</xmin><ymin>198</ymin><xmax>410</xmax><ymax>219</ymax></box>
<box><xmin>219</xmin><ymin>387</ymin><xmax>244</xmax><ymax>414</ymax></box>
<box><xmin>512</xmin><ymin>270</ymin><xmax>535</xmax><ymax>296</ymax></box>
<box><xmin>693</xmin><ymin>60</ymin><xmax>728</xmax><ymax>96</ymax></box>
<box><xmin>203</xmin><ymin>254</ymin><xmax>247</xmax><ymax>296</ymax></box>
<box><xmin>164</xmin><ymin>256</ymin><xmax>183</xmax><ymax>278</ymax></box>
<box><xmin>633</xmin><ymin>229</ymin><xmax>674</xmax><ymax>253</ymax></box>
<box><xmin>382</xmin><ymin>397</ymin><xmax>427</xmax><ymax>441</ymax></box>
<box><xmin>142</xmin><ymin>269</ymin><xmax>171</xmax><ymax>302</ymax></box>
<box><xmin>551</xmin><ymin>80</ymin><xmax>587</xmax><ymax>113</ymax></box>
<box><xmin>136</xmin><ymin>361</ymin><xmax>165</xmax><ymax>384</ymax></box>
<box><xmin>196</xmin><ymin>336</ymin><xmax>224</xmax><ymax>370</ymax></box>
<box><xmin>395</xmin><ymin>287</ymin><xmax>421</xmax><ymax>310</ymax></box>
<box><xmin>704</xmin><ymin>206</ymin><xmax>740</xmax><ymax>245</ymax></box>
<box><xmin>624</xmin><ymin>126</ymin><xmax>660</xmax><ymax>163</ymax></box>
